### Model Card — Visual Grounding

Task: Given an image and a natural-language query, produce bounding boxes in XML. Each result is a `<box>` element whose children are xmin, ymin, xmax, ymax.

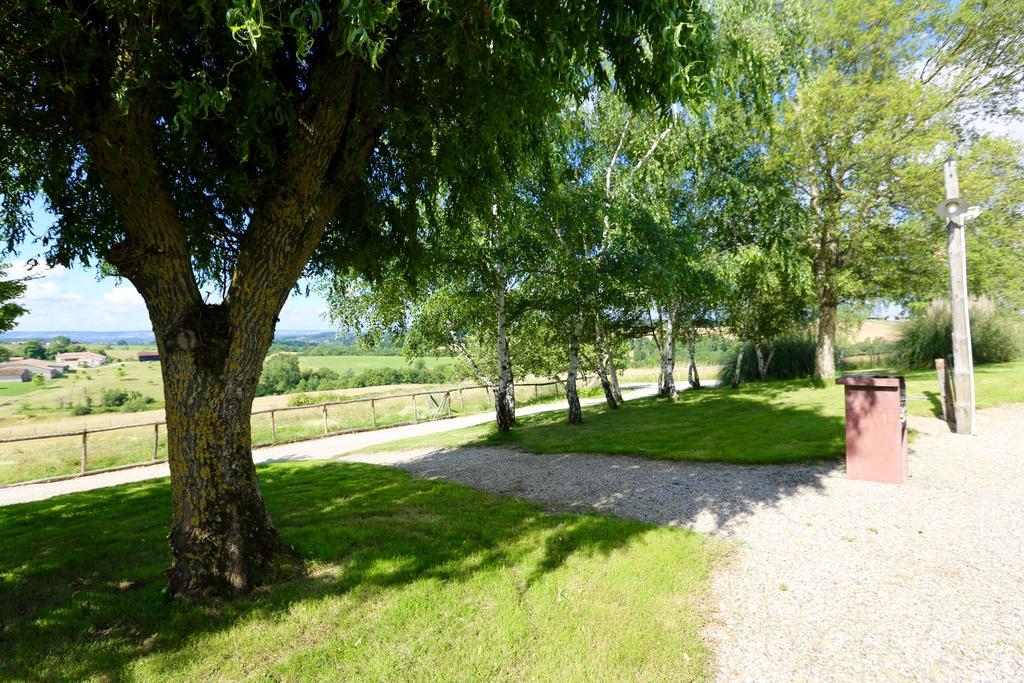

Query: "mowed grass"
<box><xmin>0</xmin><ymin>463</ymin><xmax>713</xmax><ymax>682</ymax></box>
<box><xmin>903</xmin><ymin>360</ymin><xmax>1024</xmax><ymax>416</ymax></box>
<box><xmin>297</xmin><ymin>354</ymin><xmax>453</xmax><ymax>373</ymax></box>
<box><xmin>363</xmin><ymin>361</ymin><xmax>1024</xmax><ymax>463</ymax></box>
<box><xmin>364</xmin><ymin>380</ymin><xmax>849</xmax><ymax>463</ymax></box>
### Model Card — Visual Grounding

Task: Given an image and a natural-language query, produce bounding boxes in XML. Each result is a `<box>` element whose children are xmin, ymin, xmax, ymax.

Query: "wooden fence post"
<box><xmin>370</xmin><ymin>398</ymin><xmax>377</xmax><ymax>429</ymax></box>
<box><xmin>412</xmin><ymin>394</ymin><xmax>418</xmax><ymax>423</ymax></box>
<box><xmin>459</xmin><ymin>388</ymin><xmax>465</xmax><ymax>411</ymax></box>
<box><xmin>446</xmin><ymin>392</ymin><xmax>453</xmax><ymax>418</ymax></box>
<box><xmin>322</xmin><ymin>404</ymin><xmax>329</xmax><ymax>435</ymax></box>
<box><xmin>80</xmin><ymin>431</ymin><xmax>88</xmax><ymax>474</ymax></box>
<box><xmin>152</xmin><ymin>423</ymin><xmax>160</xmax><ymax>461</ymax></box>
<box><xmin>270</xmin><ymin>410</ymin><xmax>277</xmax><ymax>443</ymax></box>
<box><xmin>534</xmin><ymin>384</ymin><xmax>539</xmax><ymax>400</ymax></box>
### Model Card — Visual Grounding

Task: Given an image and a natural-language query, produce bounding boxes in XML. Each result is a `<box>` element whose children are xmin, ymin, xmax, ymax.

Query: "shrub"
<box><xmin>893</xmin><ymin>298</ymin><xmax>1022</xmax><ymax>369</ymax></box>
<box><xmin>120</xmin><ymin>394</ymin><xmax>156</xmax><ymax>412</ymax></box>
<box><xmin>100</xmin><ymin>389</ymin><xmax>153</xmax><ymax>409</ymax></box>
<box><xmin>100</xmin><ymin>389</ymin><xmax>130</xmax><ymax>407</ymax></box>
<box><xmin>70</xmin><ymin>405</ymin><xmax>92</xmax><ymax>416</ymax></box>
<box><xmin>718</xmin><ymin>335</ymin><xmax>818</xmax><ymax>386</ymax></box>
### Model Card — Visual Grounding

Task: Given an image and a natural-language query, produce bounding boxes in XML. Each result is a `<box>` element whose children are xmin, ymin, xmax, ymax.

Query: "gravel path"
<box><xmin>341</xmin><ymin>404</ymin><xmax>1024</xmax><ymax>681</ymax></box>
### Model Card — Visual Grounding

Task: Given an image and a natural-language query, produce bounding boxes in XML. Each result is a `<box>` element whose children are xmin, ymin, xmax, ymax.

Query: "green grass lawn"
<box><xmin>298</xmin><ymin>354</ymin><xmax>453</xmax><ymax>373</ymax></box>
<box><xmin>363</xmin><ymin>361</ymin><xmax>1024</xmax><ymax>463</ymax></box>
<box><xmin>0</xmin><ymin>463</ymin><xmax>713</xmax><ymax>682</ymax></box>
<box><xmin>903</xmin><ymin>360</ymin><xmax>1024</xmax><ymax>416</ymax></box>
<box><xmin>366</xmin><ymin>380</ymin><xmax>849</xmax><ymax>464</ymax></box>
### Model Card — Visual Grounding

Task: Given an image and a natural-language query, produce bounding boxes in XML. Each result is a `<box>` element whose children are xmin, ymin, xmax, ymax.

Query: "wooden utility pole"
<box><xmin>942</xmin><ymin>158</ymin><xmax>976</xmax><ymax>435</ymax></box>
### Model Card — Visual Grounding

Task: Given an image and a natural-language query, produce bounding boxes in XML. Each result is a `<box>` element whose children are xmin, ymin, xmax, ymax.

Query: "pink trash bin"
<box><xmin>835</xmin><ymin>375</ymin><xmax>908</xmax><ymax>484</ymax></box>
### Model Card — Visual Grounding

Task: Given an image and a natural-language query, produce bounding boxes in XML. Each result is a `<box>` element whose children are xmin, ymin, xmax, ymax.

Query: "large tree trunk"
<box><xmin>658</xmin><ymin>306</ymin><xmax>678</xmax><ymax>399</ymax></box>
<box><xmin>72</xmin><ymin>55</ymin><xmax>376</xmax><ymax>600</ymax></box>
<box><xmin>494</xmin><ymin>283</ymin><xmax>514</xmax><ymax>432</ymax></box>
<box><xmin>160</xmin><ymin>309</ymin><xmax>297</xmax><ymax>598</ymax></box>
<box><xmin>814</xmin><ymin>299</ymin><xmax>838</xmax><ymax>382</ymax></box>
<box><xmin>687</xmin><ymin>333</ymin><xmax>701</xmax><ymax>389</ymax></box>
<box><xmin>566</xmin><ymin>318</ymin><xmax>583</xmax><ymax>425</ymax></box>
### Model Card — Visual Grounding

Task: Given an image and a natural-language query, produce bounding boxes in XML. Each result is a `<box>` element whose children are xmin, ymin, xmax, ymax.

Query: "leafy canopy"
<box><xmin>1</xmin><ymin>0</ymin><xmax>719</xmax><ymax>288</ymax></box>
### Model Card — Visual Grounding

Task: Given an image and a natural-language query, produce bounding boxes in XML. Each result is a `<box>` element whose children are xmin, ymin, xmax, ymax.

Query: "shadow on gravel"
<box><xmin>394</xmin><ymin>446</ymin><xmax>842</xmax><ymax>535</ymax></box>
<box><xmin>377</xmin><ymin>384</ymin><xmax>851</xmax><ymax>534</ymax></box>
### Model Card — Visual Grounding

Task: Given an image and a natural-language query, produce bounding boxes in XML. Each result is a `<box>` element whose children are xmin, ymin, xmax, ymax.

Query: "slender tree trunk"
<box><xmin>447</xmin><ymin>326</ymin><xmax>493</xmax><ymax>390</ymax></box>
<box><xmin>755</xmin><ymin>343</ymin><xmax>769</xmax><ymax>379</ymax></box>
<box><xmin>608</xmin><ymin>345</ymin><xmax>624</xmax><ymax>404</ymax></box>
<box><xmin>594</xmin><ymin>318</ymin><xmax>619</xmax><ymax>409</ymax></box>
<box><xmin>566</xmin><ymin>318</ymin><xmax>583</xmax><ymax>424</ymax></box>
<box><xmin>658</xmin><ymin>306</ymin><xmax>677</xmax><ymax>399</ymax></box>
<box><xmin>494</xmin><ymin>283</ymin><xmax>513</xmax><ymax>432</ymax></box>
<box><xmin>731</xmin><ymin>344</ymin><xmax>744</xmax><ymax>389</ymax></box>
<box><xmin>687</xmin><ymin>334</ymin><xmax>701</xmax><ymax>389</ymax></box>
<box><xmin>814</xmin><ymin>298</ymin><xmax>837</xmax><ymax>383</ymax></box>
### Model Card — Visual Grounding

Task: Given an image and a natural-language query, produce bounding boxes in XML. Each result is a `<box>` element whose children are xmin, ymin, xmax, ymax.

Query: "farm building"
<box><xmin>137</xmin><ymin>351</ymin><xmax>160</xmax><ymax>362</ymax></box>
<box><xmin>0</xmin><ymin>359</ymin><xmax>67</xmax><ymax>378</ymax></box>
<box><xmin>0</xmin><ymin>367</ymin><xmax>30</xmax><ymax>382</ymax></box>
<box><xmin>55</xmin><ymin>351</ymin><xmax>107</xmax><ymax>367</ymax></box>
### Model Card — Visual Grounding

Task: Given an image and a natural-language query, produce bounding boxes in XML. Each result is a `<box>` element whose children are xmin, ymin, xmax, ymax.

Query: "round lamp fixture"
<box><xmin>937</xmin><ymin>197</ymin><xmax>968</xmax><ymax>219</ymax></box>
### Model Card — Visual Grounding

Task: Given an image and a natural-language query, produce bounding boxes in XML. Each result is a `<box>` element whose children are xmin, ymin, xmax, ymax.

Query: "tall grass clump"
<box><xmin>894</xmin><ymin>298</ymin><xmax>1022</xmax><ymax>369</ymax></box>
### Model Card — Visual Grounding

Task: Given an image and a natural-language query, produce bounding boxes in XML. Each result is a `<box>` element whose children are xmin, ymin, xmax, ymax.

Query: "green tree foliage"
<box><xmin>0</xmin><ymin>265</ymin><xmax>28</xmax><ymax>334</ymax></box>
<box><xmin>775</xmin><ymin>0</ymin><xmax>956</xmax><ymax>381</ymax></box>
<box><xmin>956</xmin><ymin>135</ymin><xmax>1024</xmax><ymax>309</ymax></box>
<box><xmin>922</xmin><ymin>0</ymin><xmax>1024</xmax><ymax>116</ymax></box>
<box><xmin>21</xmin><ymin>340</ymin><xmax>46</xmax><ymax>360</ymax></box>
<box><xmin>3</xmin><ymin>0</ymin><xmax>722</xmax><ymax>598</ymax></box>
<box><xmin>256</xmin><ymin>355</ymin><xmax>304</xmax><ymax>396</ymax></box>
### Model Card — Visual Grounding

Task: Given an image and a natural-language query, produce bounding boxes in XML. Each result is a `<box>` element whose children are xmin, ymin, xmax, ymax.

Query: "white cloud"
<box><xmin>5</xmin><ymin>260</ymin><xmax>332</xmax><ymax>333</ymax></box>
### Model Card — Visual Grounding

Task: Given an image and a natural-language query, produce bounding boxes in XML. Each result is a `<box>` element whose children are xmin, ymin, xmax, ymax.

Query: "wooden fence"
<box><xmin>0</xmin><ymin>381</ymin><xmax>561</xmax><ymax>488</ymax></box>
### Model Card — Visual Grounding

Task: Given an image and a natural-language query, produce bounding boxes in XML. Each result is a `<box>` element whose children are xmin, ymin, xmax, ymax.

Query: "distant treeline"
<box><xmin>256</xmin><ymin>355</ymin><xmax>458</xmax><ymax>396</ymax></box>
<box><xmin>266</xmin><ymin>340</ymin><xmax>411</xmax><ymax>356</ymax></box>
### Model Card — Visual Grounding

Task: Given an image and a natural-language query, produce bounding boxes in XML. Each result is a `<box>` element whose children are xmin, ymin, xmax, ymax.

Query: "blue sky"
<box><xmin>7</xmin><ymin>117</ymin><xmax>1022</xmax><ymax>333</ymax></box>
<box><xmin>8</xmin><ymin>205</ymin><xmax>331</xmax><ymax>332</ymax></box>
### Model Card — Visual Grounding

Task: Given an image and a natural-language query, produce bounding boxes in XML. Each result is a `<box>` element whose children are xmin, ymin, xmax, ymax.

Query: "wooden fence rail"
<box><xmin>0</xmin><ymin>381</ymin><xmax>561</xmax><ymax>486</ymax></box>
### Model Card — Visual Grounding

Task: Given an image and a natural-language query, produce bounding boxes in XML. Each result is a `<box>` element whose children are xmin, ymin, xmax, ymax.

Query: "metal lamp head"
<box><xmin>937</xmin><ymin>197</ymin><xmax>968</xmax><ymax>219</ymax></box>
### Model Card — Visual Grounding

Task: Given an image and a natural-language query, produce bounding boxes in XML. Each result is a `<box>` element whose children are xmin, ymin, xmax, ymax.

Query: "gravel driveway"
<box><xmin>344</xmin><ymin>404</ymin><xmax>1024</xmax><ymax>681</ymax></box>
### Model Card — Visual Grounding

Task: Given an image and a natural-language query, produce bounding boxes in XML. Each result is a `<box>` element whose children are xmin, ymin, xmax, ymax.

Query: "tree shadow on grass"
<box><xmin>0</xmin><ymin>462</ymin><xmax>666</xmax><ymax>681</ymax></box>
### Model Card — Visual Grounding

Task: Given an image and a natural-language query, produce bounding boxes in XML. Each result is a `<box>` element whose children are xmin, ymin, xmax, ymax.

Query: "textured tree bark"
<box><xmin>159</xmin><ymin>308</ymin><xmax>297</xmax><ymax>598</ymax></box>
<box><xmin>814</xmin><ymin>300</ymin><xmax>838</xmax><ymax>382</ymax></box>
<box><xmin>494</xmin><ymin>283</ymin><xmax>513</xmax><ymax>432</ymax></box>
<box><xmin>658</xmin><ymin>306</ymin><xmax>677</xmax><ymax>399</ymax></box>
<box><xmin>566</xmin><ymin>319</ymin><xmax>583</xmax><ymax>425</ymax></box>
<box><xmin>687</xmin><ymin>335</ymin><xmax>701</xmax><ymax>389</ymax></box>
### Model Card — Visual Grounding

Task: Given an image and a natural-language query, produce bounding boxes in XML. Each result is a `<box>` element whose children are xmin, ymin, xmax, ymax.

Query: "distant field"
<box><xmin>298</xmin><ymin>355</ymin><xmax>453</xmax><ymax>372</ymax></box>
<box><xmin>852</xmin><ymin>319</ymin><xmax>907</xmax><ymax>343</ymax></box>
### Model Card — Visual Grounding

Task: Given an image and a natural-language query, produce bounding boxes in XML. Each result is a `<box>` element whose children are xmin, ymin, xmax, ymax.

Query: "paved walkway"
<box><xmin>335</xmin><ymin>404</ymin><xmax>1024</xmax><ymax>681</ymax></box>
<box><xmin>0</xmin><ymin>384</ymin><xmax>658</xmax><ymax>506</ymax></box>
